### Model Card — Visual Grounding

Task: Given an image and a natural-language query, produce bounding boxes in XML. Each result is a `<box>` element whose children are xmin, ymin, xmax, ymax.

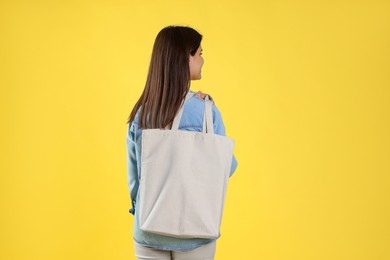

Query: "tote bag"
<box><xmin>138</xmin><ymin>90</ymin><xmax>235</xmax><ymax>239</ymax></box>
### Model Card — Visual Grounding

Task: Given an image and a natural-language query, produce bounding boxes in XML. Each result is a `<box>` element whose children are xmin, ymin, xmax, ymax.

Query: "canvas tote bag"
<box><xmin>138</xmin><ymin>90</ymin><xmax>235</xmax><ymax>239</ymax></box>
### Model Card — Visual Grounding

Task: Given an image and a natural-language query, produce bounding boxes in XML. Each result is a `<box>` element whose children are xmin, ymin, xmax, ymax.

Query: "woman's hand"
<box><xmin>195</xmin><ymin>91</ymin><xmax>208</xmax><ymax>99</ymax></box>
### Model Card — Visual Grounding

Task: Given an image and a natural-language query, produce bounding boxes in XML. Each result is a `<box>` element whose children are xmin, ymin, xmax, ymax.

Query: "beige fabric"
<box><xmin>138</xmin><ymin>91</ymin><xmax>235</xmax><ymax>239</ymax></box>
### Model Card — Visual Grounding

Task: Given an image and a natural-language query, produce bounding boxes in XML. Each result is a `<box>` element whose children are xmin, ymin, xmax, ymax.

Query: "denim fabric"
<box><xmin>126</xmin><ymin>90</ymin><xmax>238</xmax><ymax>251</ymax></box>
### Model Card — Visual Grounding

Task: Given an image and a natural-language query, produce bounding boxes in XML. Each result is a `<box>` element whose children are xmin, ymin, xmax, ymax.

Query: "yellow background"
<box><xmin>1</xmin><ymin>0</ymin><xmax>389</xmax><ymax>259</ymax></box>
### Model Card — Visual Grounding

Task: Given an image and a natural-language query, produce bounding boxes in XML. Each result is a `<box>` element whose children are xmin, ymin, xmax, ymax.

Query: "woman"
<box><xmin>126</xmin><ymin>25</ymin><xmax>238</xmax><ymax>260</ymax></box>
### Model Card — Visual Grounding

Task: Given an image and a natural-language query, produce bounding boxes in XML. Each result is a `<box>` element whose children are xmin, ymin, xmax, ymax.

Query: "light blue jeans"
<box><xmin>134</xmin><ymin>239</ymin><xmax>217</xmax><ymax>260</ymax></box>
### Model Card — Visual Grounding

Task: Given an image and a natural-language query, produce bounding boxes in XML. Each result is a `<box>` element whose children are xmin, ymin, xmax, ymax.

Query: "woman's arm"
<box><xmin>126</xmin><ymin>123</ymin><xmax>139</xmax><ymax>215</ymax></box>
<box><xmin>212</xmin><ymin>103</ymin><xmax>238</xmax><ymax>177</ymax></box>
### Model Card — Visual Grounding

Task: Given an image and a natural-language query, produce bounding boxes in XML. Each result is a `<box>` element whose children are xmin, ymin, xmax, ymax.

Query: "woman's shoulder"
<box><xmin>129</xmin><ymin>91</ymin><xmax>224</xmax><ymax>135</ymax></box>
<box><xmin>182</xmin><ymin>92</ymin><xmax>224</xmax><ymax>132</ymax></box>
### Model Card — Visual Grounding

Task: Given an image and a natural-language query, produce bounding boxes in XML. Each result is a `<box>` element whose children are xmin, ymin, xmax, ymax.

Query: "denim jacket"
<box><xmin>126</xmin><ymin>90</ymin><xmax>238</xmax><ymax>251</ymax></box>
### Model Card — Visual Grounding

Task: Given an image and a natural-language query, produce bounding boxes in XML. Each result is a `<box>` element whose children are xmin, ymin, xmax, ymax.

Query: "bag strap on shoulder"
<box><xmin>169</xmin><ymin>90</ymin><xmax>214</xmax><ymax>134</ymax></box>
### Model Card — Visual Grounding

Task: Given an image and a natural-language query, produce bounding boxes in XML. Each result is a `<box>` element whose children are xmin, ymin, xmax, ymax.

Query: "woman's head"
<box><xmin>150</xmin><ymin>25</ymin><xmax>203</xmax><ymax>82</ymax></box>
<box><xmin>127</xmin><ymin>25</ymin><xmax>204</xmax><ymax>128</ymax></box>
<box><xmin>189</xmin><ymin>43</ymin><xmax>204</xmax><ymax>80</ymax></box>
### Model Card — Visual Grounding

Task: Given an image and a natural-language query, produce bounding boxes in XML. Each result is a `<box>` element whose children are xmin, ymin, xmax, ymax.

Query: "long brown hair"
<box><xmin>126</xmin><ymin>25</ymin><xmax>203</xmax><ymax>129</ymax></box>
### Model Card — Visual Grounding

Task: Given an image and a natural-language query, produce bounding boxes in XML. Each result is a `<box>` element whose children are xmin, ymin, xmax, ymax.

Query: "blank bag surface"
<box><xmin>138</xmin><ymin>91</ymin><xmax>235</xmax><ymax>239</ymax></box>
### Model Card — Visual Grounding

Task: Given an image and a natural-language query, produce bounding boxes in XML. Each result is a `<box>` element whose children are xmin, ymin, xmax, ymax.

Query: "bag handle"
<box><xmin>203</xmin><ymin>95</ymin><xmax>214</xmax><ymax>134</ymax></box>
<box><xmin>168</xmin><ymin>90</ymin><xmax>214</xmax><ymax>134</ymax></box>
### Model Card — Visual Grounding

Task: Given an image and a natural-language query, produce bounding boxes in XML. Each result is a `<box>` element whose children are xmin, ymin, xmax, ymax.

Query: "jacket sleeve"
<box><xmin>212</xmin><ymin>103</ymin><xmax>238</xmax><ymax>177</ymax></box>
<box><xmin>126</xmin><ymin>122</ymin><xmax>139</xmax><ymax>215</ymax></box>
